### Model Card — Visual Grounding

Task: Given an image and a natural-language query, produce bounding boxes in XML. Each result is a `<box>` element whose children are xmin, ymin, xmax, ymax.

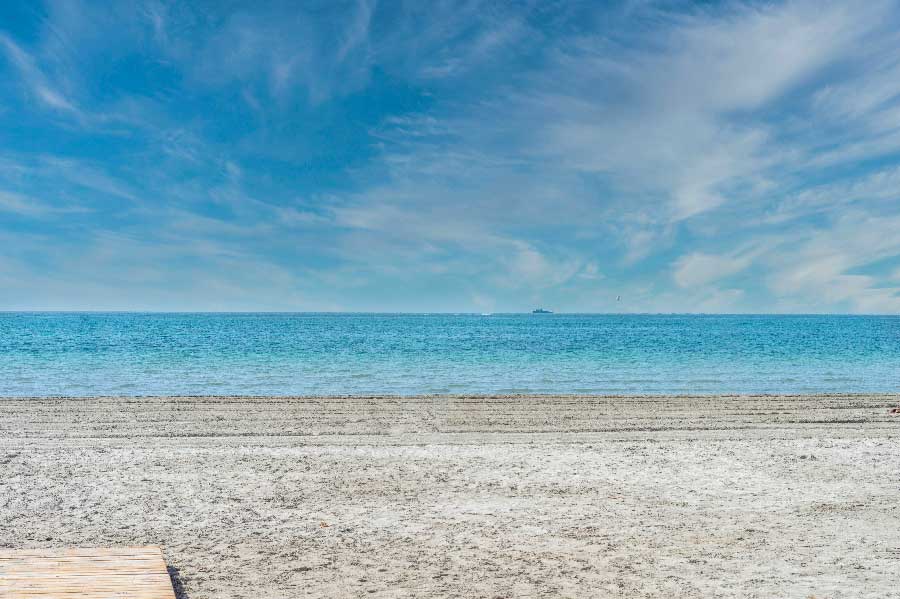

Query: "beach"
<box><xmin>1</xmin><ymin>394</ymin><xmax>898</xmax><ymax>598</ymax></box>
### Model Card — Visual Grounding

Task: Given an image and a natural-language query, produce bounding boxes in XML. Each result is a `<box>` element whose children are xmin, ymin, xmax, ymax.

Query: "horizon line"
<box><xmin>1</xmin><ymin>310</ymin><xmax>899</xmax><ymax>317</ymax></box>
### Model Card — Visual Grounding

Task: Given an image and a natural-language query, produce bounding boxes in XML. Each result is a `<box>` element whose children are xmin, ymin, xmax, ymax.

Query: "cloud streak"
<box><xmin>0</xmin><ymin>33</ymin><xmax>81</xmax><ymax>116</ymax></box>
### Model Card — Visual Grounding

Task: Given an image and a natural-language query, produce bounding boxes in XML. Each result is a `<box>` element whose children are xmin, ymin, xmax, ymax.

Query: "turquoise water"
<box><xmin>1</xmin><ymin>312</ymin><xmax>899</xmax><ymax>396</ymax></box>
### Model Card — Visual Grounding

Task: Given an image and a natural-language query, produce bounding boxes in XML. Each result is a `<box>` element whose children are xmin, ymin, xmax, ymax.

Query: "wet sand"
<box><xmin>1</xmin><ymin>395</ymin><xmax>899</xmax><ymax>598</ymax></box>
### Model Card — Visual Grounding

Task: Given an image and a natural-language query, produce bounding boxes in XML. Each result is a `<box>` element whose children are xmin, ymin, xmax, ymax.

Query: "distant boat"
<box><xmin>532</xmin><ymin>308</ymin><xmax>553</xmax><ymax>314</ymax></box>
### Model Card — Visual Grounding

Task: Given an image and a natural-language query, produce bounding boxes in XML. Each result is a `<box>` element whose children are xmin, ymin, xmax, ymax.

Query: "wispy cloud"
<box><xmin>0</xmin><ymin>190</ymin><xmax>50</xmax><ymax>217</ymax></box>
<box><xmin>0</xmin><ymin>33</ymin><xmax>81</xmax><ymax>116</ymax></box>
<box><xmin>673</xmin><ymin>248</ymin><xmax>761</xmax><ymax>289</ymax></box>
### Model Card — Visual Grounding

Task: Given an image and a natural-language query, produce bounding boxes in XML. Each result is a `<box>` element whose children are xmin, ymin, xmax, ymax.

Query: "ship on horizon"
<box><xmin>532</xmin><ymin>308</ymin><xmax>553</xmax><ymax>314</ymax></box>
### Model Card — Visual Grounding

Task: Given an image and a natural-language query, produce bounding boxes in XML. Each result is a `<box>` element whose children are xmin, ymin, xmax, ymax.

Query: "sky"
<box><xmin>2</xmin><ymin>0</ymin><xmax>900</xmax><ymax>313</ymax></box>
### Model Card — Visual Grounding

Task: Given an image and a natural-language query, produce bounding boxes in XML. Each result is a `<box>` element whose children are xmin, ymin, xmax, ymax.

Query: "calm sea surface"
<box><xmin>1</xmin><ymin>312</ymin><xmax>899</xmax><ymax>396</ymax></box>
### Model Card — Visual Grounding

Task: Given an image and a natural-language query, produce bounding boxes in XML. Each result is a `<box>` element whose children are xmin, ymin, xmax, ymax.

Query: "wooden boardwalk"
<box><xmin>0</xmin><ymin>547</ymin><xmax>176</xmax><ymax>598</ymax></box>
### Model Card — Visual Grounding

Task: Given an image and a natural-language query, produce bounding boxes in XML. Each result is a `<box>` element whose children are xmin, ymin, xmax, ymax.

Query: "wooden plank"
<box><xmin>0</xmin><ymin>547</ymin><xmax>176</xmax><ymax>599</ymax></box>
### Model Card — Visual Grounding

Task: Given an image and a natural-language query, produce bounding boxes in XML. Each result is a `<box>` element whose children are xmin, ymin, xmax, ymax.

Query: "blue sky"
<box><xmin>2</xmin><ymin>0</ymin><xmax>900</xmax><ymax>312</ymax></box>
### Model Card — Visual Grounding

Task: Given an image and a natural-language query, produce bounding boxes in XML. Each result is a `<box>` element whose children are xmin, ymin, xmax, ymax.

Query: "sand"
<box><xmin>1</xmin><ymin>395</ymin><xmax>899</xmax><ymax>598</ymax></box>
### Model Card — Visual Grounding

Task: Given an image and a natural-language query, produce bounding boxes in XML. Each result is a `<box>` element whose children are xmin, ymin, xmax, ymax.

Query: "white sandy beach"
<box><xmin>1</xmin><ymin>395</ymin><xmax>899</xmax><ymax>598</ymax></box>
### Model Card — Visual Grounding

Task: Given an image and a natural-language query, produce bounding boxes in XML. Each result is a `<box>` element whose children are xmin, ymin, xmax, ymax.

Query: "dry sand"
<box><xmin>1</xmin><ymin>395</ymin><xmax>899</xmax><ymax>598</ymax></box>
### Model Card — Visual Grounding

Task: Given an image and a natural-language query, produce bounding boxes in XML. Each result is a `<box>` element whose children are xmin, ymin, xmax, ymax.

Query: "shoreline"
<box><xmin>5</xmin><ymin>391</ymin><xmax>900</xmax><ymax>397</ymax></box>
<box><xmin>3</xmin><ymin>395</ymin><xmax>899</xmax><ymax>598</ymax></box>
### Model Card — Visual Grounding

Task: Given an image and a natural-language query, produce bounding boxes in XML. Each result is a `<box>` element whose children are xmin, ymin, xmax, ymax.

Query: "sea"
<box><xmin>1</xmin><ymin>312</ymin><xmax>899</xmax><ymax>396</ymax></box>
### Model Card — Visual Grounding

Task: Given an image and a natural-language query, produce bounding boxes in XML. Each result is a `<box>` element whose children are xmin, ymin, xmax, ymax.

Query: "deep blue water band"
<box><xmin>2</xmin><ymin>312</ymin><xmax>899</xmax><ymax>396</ymax></box>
